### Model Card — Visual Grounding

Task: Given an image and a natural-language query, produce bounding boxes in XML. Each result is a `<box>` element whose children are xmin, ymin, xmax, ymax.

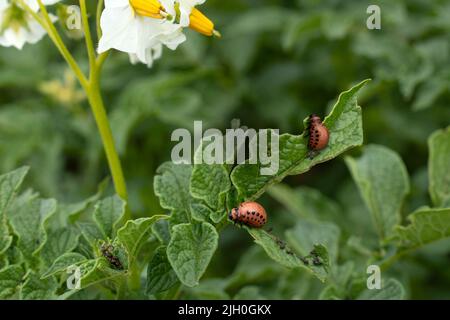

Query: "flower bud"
<box><xmin>189</xmin><ymin>8</ymin><xmax>220</xmax><ymax>37</ymax></box>
<box><xmin>129</xmin><ymin>0</ymin><xmax>167</xmax><ymax>19</ymax></box>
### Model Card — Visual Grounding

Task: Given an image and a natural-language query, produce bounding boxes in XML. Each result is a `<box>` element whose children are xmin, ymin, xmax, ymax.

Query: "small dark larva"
<box><xmin>100</xmin><ymin>243</ymin><xmax>123</xmax><ymax>270</ymax></box>
<box><xmin>228</xmin><ymin>201</ymin><xmax>267</xmax><ymax>228</ymax></box>
<box><xmin>307</xmin><ymin>114</ymin><xmax>329</xmax><ymax>158</ymax></box>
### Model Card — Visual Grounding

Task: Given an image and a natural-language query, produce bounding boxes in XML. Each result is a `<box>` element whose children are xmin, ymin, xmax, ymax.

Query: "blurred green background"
<box><xmin>0</xmin><ymin>0</ymin><xmax>449</xmax><ymax>299</ymax></box>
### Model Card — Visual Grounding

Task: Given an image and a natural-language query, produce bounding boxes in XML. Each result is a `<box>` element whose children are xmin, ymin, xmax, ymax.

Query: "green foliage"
<box><xmin>117</xmin><ymin>216</ymin><xmax>168</xmax><ymax>267</ymax></box>
<box><xmin>190</xmin><ymin>141</ymin><xmax>231</xmax><ymax>210</ymax></box>
<box><xmin>395</xmin><ymin>208</ymin><xmax>450</xmax><ymax>249</ymax></box>
<box><xmin>248</xmin><ymin>228</ymin><xmax>329</xmax><ymax>282</ymax></box>
<box><xmin>20</xmin><ymin>272</ymin><xmax>58</xmax><ymax>300</ymax></box>
<box><xmin>42</xmin><ymin>252</ymin><xmax>87</xmax><ymax>279</ymax></box>
<box><xmin>345</xmin><ymin>145</ymin><xmax>410</xmax><ymax>240</ymax></box>
<box><xmin>94</xmin><ymin>195</ymin><xmax>126</xmax><ymax>239</ymax></box>
<box><xmin>41</xmin><ymin>228</ymin><xmax>80</xmax><ymax>266</ymax></box>
<box><xmin>0</xmin><ymin>167</ymin><xmax>29</xmax><ymax>254</ymax></box>
<box><xmin>9</xmin><ymin>198</ymin><xmax>57</xmax><ymax>262</ymax></box>
<box><xmin>146</xmin><ymin>245</ymin><xmax>179</xmax><ymax>295</ymax></box>
<box><xmin>428</xmin><ymin>127</ymin><xmax>450</xmax><ymax>207</ymax></box>
<box><xmin>0</xmin><ymin>265</ymin><xmax>24</xmax><ymax>299</ymax></box>
<box><xmin>231</xmin><ymin>80</ymin><xmax>367</xmax><ymax>200</ymax></box>
<box><xmin>357</xmin><ymin>279</ymin><xmax>405</xmax><ymax>300</ymax></box>
<box><xmin>167</xmin><ymin>222</ymin><xmax>218</xmax><ymax>287</ymax></box>
<box><xmin>0</xmin><ymin>0</ymin><xmax>449</xmax><ymax>301</ymax></box>
<box><xmin>286</xmin><ymin>219</ymin><xmax>340</xmax><ymax>263</ymax></box>
<box><xmin>154</xmin><ymin>163</ymin><xmax>192</xmax><ymax>224</ymax></box>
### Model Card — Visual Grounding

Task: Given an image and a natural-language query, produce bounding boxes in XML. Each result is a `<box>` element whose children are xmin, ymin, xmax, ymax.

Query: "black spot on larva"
<box><xmin>252</xmin><ymin>211</ymin><xmax>255</xmax><ymax>215</ymax></box>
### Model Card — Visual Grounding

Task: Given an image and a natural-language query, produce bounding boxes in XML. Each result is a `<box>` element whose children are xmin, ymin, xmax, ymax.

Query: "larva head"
<box><xmin>309</xmin><ymin>114</ymin><xmax>322</xmax><ymax>125</ymax></box>
<box><xmin>228</xmin><ymin>207</ymin><xmax>239</xmax><ymax>222</ymax></box>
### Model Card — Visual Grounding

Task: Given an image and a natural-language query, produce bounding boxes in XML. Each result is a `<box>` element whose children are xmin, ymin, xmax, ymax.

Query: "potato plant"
<box><xmin>0</xmin><ymin>0</ymin><xmax>449</xmax><ymax>300</ymax></box>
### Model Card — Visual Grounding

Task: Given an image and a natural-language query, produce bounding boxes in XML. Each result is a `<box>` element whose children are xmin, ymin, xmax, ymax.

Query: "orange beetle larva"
<box><xmin>228</xmin><ymin>201</ymin><xmax>267</xmax><ymax>228</ymax></box>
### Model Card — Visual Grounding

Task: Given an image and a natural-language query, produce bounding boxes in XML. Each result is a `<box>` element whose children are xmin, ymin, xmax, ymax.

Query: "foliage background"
<box><xmin>0</xmin><ymin>0</ymin><xmax>449</xmax><ymax>299</ymax></box>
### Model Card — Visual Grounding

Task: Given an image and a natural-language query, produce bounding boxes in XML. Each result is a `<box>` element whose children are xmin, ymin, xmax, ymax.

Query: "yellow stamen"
<box><xmin>129</xmin><ymin>0</ymin><xmax>169</xmax><ymax>19</ymax></box>
<box><xmin>189</xmin><ymin>8</ymin><xmax>220</xmax><ymax>37</ymax></box>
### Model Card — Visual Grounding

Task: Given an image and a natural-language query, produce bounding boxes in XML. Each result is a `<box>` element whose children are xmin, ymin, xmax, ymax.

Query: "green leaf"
<box><xmin>234</xmin><ymin>286</ymin><xmax>267</xmax><ymax>300</ymax></box>
<box><xmin>227</xmin><ymin>246</ymin><xmax>286</xmax><ymax>289</ymax></box>
<box><xmin>0</xmin><ymin>167</ymin><xmax>29</xmax><ymax>214</ymax></box>
<box><xmin>0</xmin><ymin>167</ymin><xmax>29</xmax><ymax>254</ymax></box>
<box><xmin>0</xmin><ymin>224</ymin><xmax>11</xmax><ymax>257</ymax></box>
<box><xmin>77</xmin><ymin>259</ymin><xmax>102</xmax><ymax>288</ymax></box>
<box><xmin>190</xmin><ymin>202</ymin><xmax>214</xmax><ymax>222</ymax></box>
<box><xmin>319</xmin><ymin>286</ymin><xmax>341</xmax><ymax>300</ymax></box>
<box><xmin>190</xmin><ymin>163</ymin><xmax>230</xmax><ymax>209</ymax></box>
<box><xmin>2</xmin><ymin>246</ymin><xmax>24</xmax><ymax>267</ymax></box>
<box><xmin>154</xmin><ymin>162</ymin><xmax>194</xmax><ymax>228</ymax></box>
<box><xmin>169</xmin><ymin>209</ymin><xmax>190</xmax><ymax>229</ymax></box>
<box><xmin>428</xmin><ymin>127</ymin><xmax>450</xmax><ymax>207</ymax></box>
<box><xmin>0</xmin><ymin>264</ymin><xmax>24</xmax><ymax>299</ymax></box>
<box><xmin>190</xmin><ymin>138</ymin><xmax>231</xmax><ymax>210</ymax></box>
<box><xmin>345</xmin><ymin>144</ymin><xmax>410</xmax><ymax>240</ymax></box>
<box><xmin>77</xmin><ymin>222</ymin><xmax>104</xmax><ymax>246</ymax></box>
<box><xmin>210</xmin><ymin>210</ymin><xmax>226</xmax><ymax>224</ymax></box>
<box><xmin>412</xmin><ymin>77</ymin><xmax>448</xmax><ymax>111</ymax></box>
<box><xmin>145</xmin><ymin>246</ymin><xmax>179</xmax><ymax>295</ymax></box>
<box><xmin>117</xmin><ymin>215</ymin><xmax>169</xmax><ymax>267</ymax></box>
<box><xmin>154</xmin><ymin>162</ymin><xmax>192</xmax><ymax>213</ymax></box>
<box><xmin>357</xmin><ymin>279</ymin><xmax>405</xmax><ymax>300</ymax></box>
<box><xmin>394</xmin><ymin>208</ymin><xmax>450</xmax><ymax>249</ymax></box>
<box><xmin>76</xmin><ymin>258</ymin><xmax>124</xmax><ymax>289</ymax></box>
<box><xmin>184</xmin><ymin>278</ymin><xmax>230</xmax><ymax>300</ymax></box>
<box><xmin>59</xmin><ymin>178</ymin><xmax>109</xmax><ymax>225</ymax></box>
<box><xmin>269</xmin><ymin>184</ymin><xmax>341</xmax><ymax>221</ymax></box>
<box><xmin>93</xmin><ymin>195</ymin><xmax>126</xmax><ymax>239</ymax></box>
<box><xmin>247</xmin><ymin>228</ymin><xmax>329</xmax><ymax>282</ymax></box>
<box><xmin>231</xmin><ymin>80</ymin><xmax>368</xmax><ymax>200</ymax></box>
<box><xmin>152</xmin><ymin>219</ymin><xmax>171</xmax><ymax>244</ymax></box>
<box><xmin>9</xmin><ymin>198</ymin><xmax>57</xmax><ymax>261</ymax></box>
<box><xmin>41</xmin><ymin>228</ymin><xmax>80</xmax><ymax>266</ymax></box>
<box><xmin>20</xmin><ymin>272</ymin><xmax>58</xmax><ymax>300</ymax></box>
<box><xmin>42</xmin><ymin>252</ymin><xmax>87</xmax><ymax>279</ymax></box>
<box><xmin>285</xmin><ymin>219</ymin><xmax>341</xmax><ymax>263</ymax></box>
<box><xmin>0</xmin><ymin>255</ymin><xmax>6</xmax><ymax>269</ymax></box>
<box><xmin>167</xmin><ymin>222</ymin><xmax>218</xmax><ymax>287</ymax></box>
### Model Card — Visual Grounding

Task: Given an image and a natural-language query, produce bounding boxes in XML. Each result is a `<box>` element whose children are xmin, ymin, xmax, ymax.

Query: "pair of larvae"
<box><xmin>229</xmin><ymin>114</ymin><xmax>329</xmax><ymax>228</ymax></box>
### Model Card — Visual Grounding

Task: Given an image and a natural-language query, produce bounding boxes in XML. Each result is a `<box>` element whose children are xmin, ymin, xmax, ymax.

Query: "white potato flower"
<box><xmin>0</xmin><ymin>0</ymin><xmax>60</xmax><ymax>49</ymax></box>
<box><xmin>128</xmin><ymin>43</ymin><xmax>162</xmax><ymax>68</ymax></box>
<box><xmin>98</xmin><ymin>0</ymin><xmax>219</xmax><ymax>67</ymax></box>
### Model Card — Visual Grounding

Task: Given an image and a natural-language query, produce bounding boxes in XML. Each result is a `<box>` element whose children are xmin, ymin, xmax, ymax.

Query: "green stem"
<box><xmin>24</xmin><ymin>0</ymin><xmax>89</xmax><ymax>91</ymax></box>
<box><xmin>96</xmin><ymin>0</ymin><xmax>104</xmax><ymax>39</ymax></box>
<box><xmin>164</xmin><ymin>283</ymin><xmax>183</xmax><ymax>300</ymax></box>
<box><xmin>78</xmin><ymin>0</ymin><xmax>130</xmax><ymax>212</ymax></box>
<box><xmin>87</xmin><ymin>80</ymin><xmax>129</xmax><ymax>206</ymax></box>
<box><xmin>379</xmin><ymin>247</ymin><xmax>414</xmax><ymax>271</ymax></box>
<box><xmin>79</xmin><ymin>0</ymin><xmax>96</xmax><ymax>71</ymax></box>
<box><xmin>128</xmin><ymin>265</ymin><xmax>142</xmax><ymax>292</ymax></box>
<box><xmin>29</xmin><ymin>1</ymin><xmax>129</xmax><ymax>209</ymax></box>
